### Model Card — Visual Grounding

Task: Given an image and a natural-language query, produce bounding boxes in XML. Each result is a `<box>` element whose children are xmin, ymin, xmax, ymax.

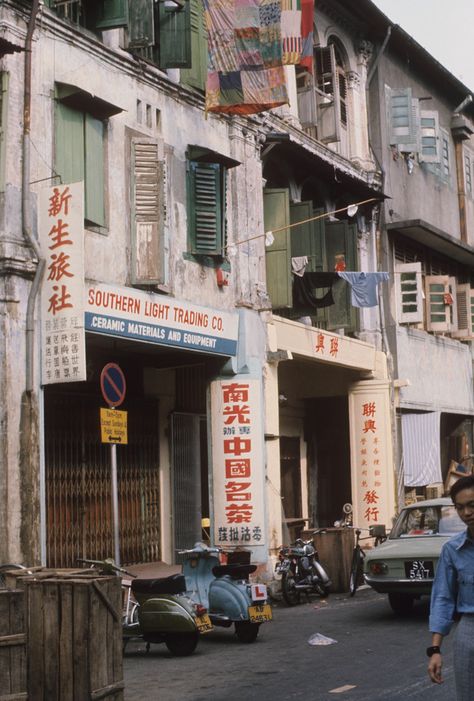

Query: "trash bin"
<box><xmin>302</xmin><ymin>528</ymin><xmax>354</xmax><ymax>593</ymax></box>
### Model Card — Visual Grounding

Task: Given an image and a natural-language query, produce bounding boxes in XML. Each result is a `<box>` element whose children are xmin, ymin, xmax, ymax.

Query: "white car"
<box><xmin>364</xmin><ymin>498</ymin><xmax>465</xmax><ymax>614</ymax></box>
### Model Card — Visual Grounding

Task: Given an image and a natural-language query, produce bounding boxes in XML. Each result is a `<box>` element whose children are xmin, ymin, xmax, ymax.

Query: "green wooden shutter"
<box><xmin>55</xmin><ymin>101</ymin><xmax>85</xmax><ymax>187</ymax></box>
<box><xmin>264</xmin><ymin>189</ymin><xmax>291</xmax><ymax>309</ymax></box>
<box><xmin>128</xmin><ymin>0</ymin><xmax>155</xmax><ymax>49</ymax></box>
<box><xmin>84</xmin><ymin>113</ymin><xmax>105</xmax><ymax>227</ymax></box>
<box><xmin>325</xmin><ymin>221</ymin><xmax>357</xmax><ymax>331</ymax></box>
<box><xmin>181</xmin><ymin>0</ymin><xmax>207</xmax><ymax>90</ymax></box>
<box><xmin>189</xmin><ymin>161</ymin><xmax>223</xmax><ymax>255</ymax></box>
<box><xmin>95</xmin><ymin>0</ymin><xmax>128</xmax><ymax>29</ymax></box>
<box><xmin>131</xmin><ymin>139</ymin><xmax>166</xmax><ymax>284</ymax></box>
<box><xmin>290</xmin><ymin>203</ymin><xmax>325</xmax><ymax>272</ymax></box>
<box><xmin>159</xmin><ymin>0</ymin><xmax>191</xmax><ymax>68</ymax></box>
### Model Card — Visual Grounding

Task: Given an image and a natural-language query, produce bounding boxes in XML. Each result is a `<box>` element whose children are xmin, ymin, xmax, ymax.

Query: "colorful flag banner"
<box><xmin>281</xmin><ymin>0</ymin><xmax>302</xmax><ymax>65</ymax></box>
<box><xmin>299</xmin><ymin>0</ymin><xmax>314</xmax><ymax>73</ymax></box>
<box><xmin>204</xmin><ymin>0</ymin><xmax>288</xmax><ymax>116</ymax></box>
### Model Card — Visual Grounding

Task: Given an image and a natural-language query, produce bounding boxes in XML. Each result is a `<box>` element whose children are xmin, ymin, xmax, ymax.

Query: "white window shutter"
<box><xmin>419</xmin><ymin>110</ymin><xmax>440</xmax><ymax>163</ymax></box>
<box><xmin>395</xmin><ymin>262</ymin><xmax>423</xmax><ymax>324</ymax></box>
<box><xmin>131</xmin><ymin>138</ymin><xmax>166</xmax><ymax>285</ymax></box>
<box><xmin>425</xmin><ymin>275</ymin><xmax>450</xmax><ymax>332</ymax></box>
<box><xmin>297</xmin><ymin>85</ymin><xmax>318</xmax><ymax>129</ymax></box>
<box><xmin>453</xmin><ymin>283</ymin><xmax>472</xmax><ymax>338</ymax></box>
<box><xmin>386</xmin><ymin>86</ymin><xmax>419</xmax><ymax>153</ymax></box>
<box><xmin>316</xmin><ymin>44</ymin><xmax>341</xmax><ymax>144</ymax></box>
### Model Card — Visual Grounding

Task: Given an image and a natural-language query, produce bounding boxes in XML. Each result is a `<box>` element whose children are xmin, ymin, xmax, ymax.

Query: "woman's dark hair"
<box><xmin>450</xmin><ymin>475</ymin><xmax>474</xmax><ymax>502</ymax></box>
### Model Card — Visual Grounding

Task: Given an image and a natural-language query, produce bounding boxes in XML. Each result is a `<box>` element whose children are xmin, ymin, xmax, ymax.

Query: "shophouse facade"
<box><xmin>7</xmin><ymin>0</ymin><xmax>468</xmax><ymax>572</ymax></box>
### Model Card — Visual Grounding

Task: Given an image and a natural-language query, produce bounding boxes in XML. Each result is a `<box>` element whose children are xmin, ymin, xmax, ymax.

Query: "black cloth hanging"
<box><xmin>292</xmin><ymin>272</ymin><xmax>339</xmax><ymax>310</ymax></box>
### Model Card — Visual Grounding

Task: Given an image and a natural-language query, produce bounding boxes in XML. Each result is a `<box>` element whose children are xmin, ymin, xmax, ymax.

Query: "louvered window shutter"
<box><xmin>419</xmin><ymin>110</ymin><xmax>440</xmax><ymax>163</ymax></box>
<box><xmin>425</xmin><ymin>275</ymin><xmax>450</xmax><ymax>332</ymax></box>
<box><xmin>315</xmin><ymin>45</ymin><xmax>341</xmax><ymax>143</ymax></box>
<box><xmin>386</xmin><ymin>86</ymin><xmax>420</xmax><ymax>152</ymax></box>
<box><xmin>297</xmin><ymin>84</ymin><xmax>318</xmax><ymax>129</ymax></box>
<box><xmin>159</xmin><ymin>0</ymin><xmax>191</xmax><ymax>68</ymax></box>
<box><xmin>264</xmin><ymin>188</ymin><xmax>292</xmax><ymax>309</ymax></box>
<box><xmin>453</xmin><ymin>283</ymin><xmax>473</xmax><ymax>338</ymax></box>
<box><xmin>131</xmin><ymin>139</ymin><xmax>166</xmax><ymax>285</ymax></box>
<box><xmin>128</xmin><ymin>0</ymin><xmax>155</xmax><ymax>49</ymax></box>
<box><xmin>181</xmin><ymin>0</ymin><xmax>207</xmax><ymax>90</ymax></box>
<box><xmin>395</xmin><ymin>262</ymin><xmax>423</xmax><ymax>324</ymax></box>
<box><xmin>189</xmin><ymin>161</ymin><xmax>223</xmax><ymax>256</ymax></box>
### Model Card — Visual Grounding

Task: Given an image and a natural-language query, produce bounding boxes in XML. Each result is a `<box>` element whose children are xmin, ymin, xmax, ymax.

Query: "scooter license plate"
<box><xmin>195</xmin><ymin>614</ymin><xmax>213</xmax><ymax>633</ymax></box>
<box><xmin>248</xmin><ymin>604</ymin><xmax>272</xmax><ymax>623</ymax></box>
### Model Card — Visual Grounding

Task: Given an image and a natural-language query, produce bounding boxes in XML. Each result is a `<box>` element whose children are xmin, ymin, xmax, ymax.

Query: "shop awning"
<box><xmin>387</xmin><ymin>219</ymin><xmax>474</xmax><ymax>268</ymax></box>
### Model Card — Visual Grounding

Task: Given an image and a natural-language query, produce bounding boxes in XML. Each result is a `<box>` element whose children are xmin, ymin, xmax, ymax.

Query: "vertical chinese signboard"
<box><xmin>349</xmin><ymin>381</ymin><xmax>396</xmax><ymax>530</ymax></box>
<box><xmin>210</xmin><ymin>378</ymin><xmax>266</xmax><ymax>547</ymax></box>
<box><xmin>39</xmin><ymin>182</ymin><xmax>86</xmax><ymax>384</ymax></box>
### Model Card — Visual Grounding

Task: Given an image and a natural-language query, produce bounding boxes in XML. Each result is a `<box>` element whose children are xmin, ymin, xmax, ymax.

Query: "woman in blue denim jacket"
<box><xmin>428</xmin><ymin>474</ymin><xmax>474</xmax><ymax>700</ymax></box>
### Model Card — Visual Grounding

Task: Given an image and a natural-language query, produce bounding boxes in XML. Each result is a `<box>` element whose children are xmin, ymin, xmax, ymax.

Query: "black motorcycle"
<box><xmin>275</xmin><ymin>532</ymin><xmax>332</xmax><ymax>605</ymax></box>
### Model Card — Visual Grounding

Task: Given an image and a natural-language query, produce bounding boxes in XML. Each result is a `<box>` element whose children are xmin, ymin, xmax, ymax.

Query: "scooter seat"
<box><xmin>212</xmin><ymin>564</ymin><xmax>257</xmax><ymax>580</ymax></box>
<box><xmin>131</xmin><ymin>573</ymin><xmax>187</xmax><ymax>596</ymax></box>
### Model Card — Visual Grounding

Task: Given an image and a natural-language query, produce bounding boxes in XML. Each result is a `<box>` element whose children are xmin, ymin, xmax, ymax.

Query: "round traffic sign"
<box><xmin>100</xmin><ymin>363</ymin><xmax>126</xmax><ymax>408</ymax></box>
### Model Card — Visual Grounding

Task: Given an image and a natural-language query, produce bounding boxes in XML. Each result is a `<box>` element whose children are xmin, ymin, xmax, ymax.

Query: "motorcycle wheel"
<box><xmin>281</xmin><ymin>572</ymin><xmax>301</xmax><ymax>606</ymax></box>
<box><xmin>235</xmin><ymin>621</ymin><xmax>260</xmax><ymax>643</ymax></box>
<box><xmin>165</xmin><ymin>632</ymin><xmax>199</xmax><ymax>656</ymax></box>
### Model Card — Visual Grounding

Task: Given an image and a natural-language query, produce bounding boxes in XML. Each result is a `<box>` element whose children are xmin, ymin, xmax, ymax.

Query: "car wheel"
<box><xmin>388</xmin><ymin>593</ymin><xmax>414</xmax><ymax>615</ymax></box>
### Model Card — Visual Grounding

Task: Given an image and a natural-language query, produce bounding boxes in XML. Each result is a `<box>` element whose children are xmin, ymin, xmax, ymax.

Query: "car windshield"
<box><xmin>390</xmin><ymin>505</ymin><xmax>464</xmax><ymax>538</ymax></box>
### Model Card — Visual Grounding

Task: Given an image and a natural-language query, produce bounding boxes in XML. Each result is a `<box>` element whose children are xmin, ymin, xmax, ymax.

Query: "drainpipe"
<box><xmin>23</xmin><ymin>0</ymin><xmax>44</xmax><ymax>393</ymax></box>
<box><xmin>451</xmin><ymin>94</ymin><xmax>473</xmax><ymax>245</ymax></box>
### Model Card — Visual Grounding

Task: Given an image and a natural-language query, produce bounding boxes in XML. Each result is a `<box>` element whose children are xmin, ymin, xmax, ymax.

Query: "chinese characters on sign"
<box><xmin>351</xmin><ymin>388</ymin><xmax>392</xmax><ymax>528</ymax></box>
<box><xmin>39</xmin><ymin>182</ymin><xmax>86</xmax><ymax>384</ymax></box>
<box><xmin>314</xmin><ymin>332</ymin><xmax>339</xmax><ymax>358</ymax></box>
<box><xmin>211</xmin><ymin>379</ymin><xmax>265</xmax><ymax>546</ymax></box>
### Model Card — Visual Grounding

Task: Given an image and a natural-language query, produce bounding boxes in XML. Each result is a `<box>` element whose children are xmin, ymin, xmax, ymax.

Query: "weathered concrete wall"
<box><xmin>396</xmin><ymin>326</ymin><xmax>474</xmax><ymax>415</ymax></box>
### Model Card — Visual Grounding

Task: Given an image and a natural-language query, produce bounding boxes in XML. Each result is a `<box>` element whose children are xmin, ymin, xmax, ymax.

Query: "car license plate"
<box><xmin>195</xmin><ymin>614</ymin><xmax>213</xmax><ymax>633</ymax></box>
<box><xmin>404</xmin><ymin>560</ymin><xmax>434</xmax><ymax>579</ymax></box>
<box><xmin>248</xmin><ymin>604</ymin><xmax>272</xmax><ymax>623</ymax></box>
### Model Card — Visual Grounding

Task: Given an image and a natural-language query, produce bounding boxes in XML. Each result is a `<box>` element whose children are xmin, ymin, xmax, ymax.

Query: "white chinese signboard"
<box><xmin>39</xmin><ymin>182</ymin><xmax>86</xmax><ymax>384</ymax></box>
<box><xmin>210</xmin><ymin>378</ymin><xmax>266</xmax><ymax>546</ymax></box>
<box><xmin>349</xmin><ymin>381</ymin><xmax>396</xmax><ymax>530</ymax></box>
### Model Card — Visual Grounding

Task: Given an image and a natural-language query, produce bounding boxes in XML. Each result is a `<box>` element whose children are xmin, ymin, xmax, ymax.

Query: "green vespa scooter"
<box><xmin>78</xmin><ymin>558</ymin><xmax>212</xmax><ymax>656</ymax></box>
<box><xmin>179</xmin><ymin>543</ymin><xmax>272</xmax><ymax>643</ymax></box>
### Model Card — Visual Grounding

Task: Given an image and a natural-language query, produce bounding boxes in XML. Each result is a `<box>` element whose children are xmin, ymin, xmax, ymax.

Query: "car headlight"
<box><xmin>368</xmin><ymin>561</ymin><xmax>388</xmax><ymax>575</ymax></box>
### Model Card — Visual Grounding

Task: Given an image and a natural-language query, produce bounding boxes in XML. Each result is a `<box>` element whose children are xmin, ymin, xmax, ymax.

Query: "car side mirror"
<box><xmin>369</xmin><ymin>524</ymin><xmax>386</xmax><ymax>538</ymax></box>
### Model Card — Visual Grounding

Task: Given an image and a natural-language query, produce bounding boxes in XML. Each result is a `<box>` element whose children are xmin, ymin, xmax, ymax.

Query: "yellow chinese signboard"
<box><xmin>100</xmin><ymin>408</ymin><xmax>128</xmax><ymax>444</ymax></box>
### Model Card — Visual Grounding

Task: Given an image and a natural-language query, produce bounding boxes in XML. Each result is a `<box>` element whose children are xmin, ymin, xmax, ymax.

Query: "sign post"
<box><xmin>100</xmin><ymin>363</ymin><xmax>127</xmax><ymax>567</ymax></box>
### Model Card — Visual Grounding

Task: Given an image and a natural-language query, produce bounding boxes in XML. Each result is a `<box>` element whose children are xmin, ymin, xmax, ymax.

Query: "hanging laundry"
<box><xmin>291</xmin><ymin>256</ymin><xmax>309</xmax><ymax>277</ymax></box>
<box><xmin>293</xmin><ymin>272</ymin><xmax>338</xmax><ymax>310</ymax></box>
<box><xmin>337</xmin><ymin>272</ymin><xmax>389</xmax><ymax>308</ymax></box>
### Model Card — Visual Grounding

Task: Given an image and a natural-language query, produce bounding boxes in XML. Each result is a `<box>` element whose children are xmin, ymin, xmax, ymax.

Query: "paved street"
<box><xmin>123</xmin><ymin>587</ymin><xmax>455</xmax><ymax>701</ymax></box>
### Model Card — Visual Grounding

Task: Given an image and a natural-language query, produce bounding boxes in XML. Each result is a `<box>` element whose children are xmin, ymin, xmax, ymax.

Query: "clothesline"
<box><xmin>225</xmin><ymin>197</ymin><xmax>380</xmax><ymax>252</ymax></box>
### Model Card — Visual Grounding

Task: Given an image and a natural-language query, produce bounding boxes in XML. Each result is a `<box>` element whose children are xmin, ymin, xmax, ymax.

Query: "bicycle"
<box><xmin>349</xmin><ymin>524</ymin><xmax>387</xmax><ymax>596</ymax></box>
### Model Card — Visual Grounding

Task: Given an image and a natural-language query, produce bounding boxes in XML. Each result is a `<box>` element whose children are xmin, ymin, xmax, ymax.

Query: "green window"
<box><xmin>46</xmin><ymin>0</ymin><xmax>191</xmax><ymax>69</ymax></box>
<box><xmin>55</xmin><ymin>101</ymin><xmax>105</xmax><ymax>227</ymax></box>
<box><xmin>187</xmin><ymin>160</ymin><xmax>225</xmax><ymax>256</ymax></box>
<box><xmin>180</xmin><ymin>0</ymin><xmax>207</xmax><ymax>90</ymax></box>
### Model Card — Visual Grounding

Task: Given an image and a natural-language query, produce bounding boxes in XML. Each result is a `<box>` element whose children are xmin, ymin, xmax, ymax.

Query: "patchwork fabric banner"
<box><xmin>281</xmin><ymin>0</ymin><xmax>315</xmax><ymax>70</ymax></box>
<box><xmin>204</xmin><ymin>0</ymin><xmax>289</xmax><ymax>116</ymax></box>
<box><xmin>299</xmin><ymin>0</ymin><xmax>314</xmax><ymax>73</ymax></box>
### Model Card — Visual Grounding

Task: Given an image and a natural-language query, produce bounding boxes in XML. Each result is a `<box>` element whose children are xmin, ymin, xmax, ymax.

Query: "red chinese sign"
<box><xmin>40</xmin><ymin>182</ymin><xmax>86</xmax><ymax>384</ymax></box>
<box><xmin>351</xmin><ymin>384</ymin><xmax>395</xmax><ymax>530</ymax></box>
<box><xmin>211</xmin><ymin>379</ymin><xmax>265</xmax><ymax>546</ymax></box>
